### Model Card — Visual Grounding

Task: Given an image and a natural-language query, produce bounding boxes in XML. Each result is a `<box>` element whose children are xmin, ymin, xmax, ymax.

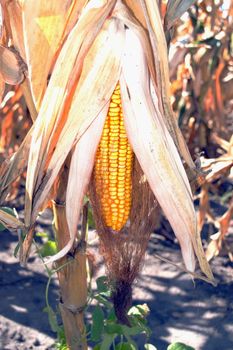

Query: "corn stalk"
<box><xmin>52</xmin><ymin>165</ymin><xmax>88</xmax><ymax>350</ymax></box>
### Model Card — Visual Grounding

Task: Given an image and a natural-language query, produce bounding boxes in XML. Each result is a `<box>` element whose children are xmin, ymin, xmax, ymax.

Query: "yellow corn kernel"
<box><xmin>94</xmin><ymin>83</ymin><xmax>133</xmax><ymax>231</ymax></box>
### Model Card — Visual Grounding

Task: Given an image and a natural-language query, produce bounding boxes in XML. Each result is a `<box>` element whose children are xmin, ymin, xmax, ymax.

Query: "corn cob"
<box><xmin>94</xmin><ymin>84</ymin><xmax>133</xmax><ymax>231</ymax></box>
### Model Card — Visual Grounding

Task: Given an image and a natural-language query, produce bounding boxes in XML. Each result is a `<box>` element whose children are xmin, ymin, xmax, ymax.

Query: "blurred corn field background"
<box><xmin>0</xmin><ymin>0</ymin><xmax>232</xmax><ymax>349</ymax></box>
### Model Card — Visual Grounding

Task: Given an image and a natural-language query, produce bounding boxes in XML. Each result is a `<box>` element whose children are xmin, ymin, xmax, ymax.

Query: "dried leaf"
<box><xmin>113</xmin><ymin>1</ymin><xmax>157</xmax><ymax>87</ymax></box>
<box><xmin>0</xmin><ymin>45</ymin><xmax>25</xmax><ymax>84</ymax></box>
<box><xmin>46</xmin><ymin>106</ymin><xmax>107</xmax><ymax>262</ymax></box>
<box><xmin>3</xmin><ymin>0</ymin><xmax>26</xmax><ymax>59</ymax></box>
<box><xmin>0</xmin><ymin>126</ymin><xmax>34</xmax><ymax>203</ymax></box>
<box><xmin>0</xmin><ymin>4</ymin><xmax>3</xmax><ymax>40</ymax></box>
<box><xmin>123</xmin><ymin>0</ymin><xmax>147</xmax><ymax>27</ymax></box>
<box><xmin>197</xmin><ymin>184</ymin><xmax>210</xmax><ymax>232</ymax></box>
<box><xmin>25</xmin><ymin>0</ymin><xmax>118</xmax><ymax>227</ymax></box>
<box><xmin>22</xmin><ymin>0</ymin><xmax>85</xmax><ymax>110</ymax></box>
<box><xmin>219</xmin><ymin>200</ymin><xmax>233</xmax><ymax>238</ymax></box>
<box><xmin>2</xmin><ymin>1</ymin><xmax>37</xmax><ymax>120</ymax></box>
<box><xmin>120</xmin><ymin>26</ymin><xmax>213</xmax><ymax>281</ymax></box>
<box><xmin>0</xmin><ymin>208</ymin><xmax>24</xmax><ymax>229</ymax></box>
<box><xmin>165</xmin><ymin>0</ymin><xmax>197</xmax><ymax>30</ymax></box>
<box><xmin>19</xmin><ymin>226</ymin><xmax>34</xmax><ymax>265</ymax></box>
<box><xmin>139</xmin><ymin>0</ymin><xmax>197</xmax><ymax>176</ymax></box>
<box><xmin>211</xmin><ymin>133</ymin><xmax>231</xmax><ymax>152</ymax></box>
<box><xmin>0</xmin><ymin>76</ymin><xmax>4</xmax><ymax>103</ymax></box>
<box><xmin>200</xmin><ymin>156</ymin><xmax>233</xmax><ymax>183</ymax></box>
<box><xmin>206</xmin><ymin>200</ymin><xmax>233</xmax><ymax>261</ymax></box>
<box><xmin>206</xmin><ymin>240</ymin><xmax>220</xmax><ymax>262</ymax></box>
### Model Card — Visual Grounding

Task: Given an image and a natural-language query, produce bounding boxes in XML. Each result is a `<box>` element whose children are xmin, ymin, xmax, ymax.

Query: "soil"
<box><xmin>0</xmin><ymin>206</ymin><xmax>233</xmax><ymax>350</ymax></box>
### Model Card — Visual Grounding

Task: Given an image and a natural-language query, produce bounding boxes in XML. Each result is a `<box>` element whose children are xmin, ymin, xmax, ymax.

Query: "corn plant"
<box><xmin>0</xmin><ymin>1</ymin><xmax>215</xmax><ymax>349</ymax></box>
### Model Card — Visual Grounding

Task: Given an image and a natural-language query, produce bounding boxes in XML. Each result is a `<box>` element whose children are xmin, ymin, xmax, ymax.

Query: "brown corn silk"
<box><xmin>90</xmin><ymin>158</ymin><xmax>158</xmax><ymax>323</ymax></box>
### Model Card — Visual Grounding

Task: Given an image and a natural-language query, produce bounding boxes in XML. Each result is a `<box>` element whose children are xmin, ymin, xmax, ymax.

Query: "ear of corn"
<box><xmin>94</xmin><ymin>84</ymin><xmax>133</xmax><ymax>231</ymax></box>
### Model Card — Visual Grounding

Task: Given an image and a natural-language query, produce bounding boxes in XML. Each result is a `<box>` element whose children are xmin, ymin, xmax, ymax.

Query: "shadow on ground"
<box><xmin>0</xmin><ymin>229</ymin><xmax>57</xmax><ymax>349</ymax></box>
<box><xmin>132</xmin><ymin>234</ymin><xmax>233</xmax><ymax>350</ymax></box>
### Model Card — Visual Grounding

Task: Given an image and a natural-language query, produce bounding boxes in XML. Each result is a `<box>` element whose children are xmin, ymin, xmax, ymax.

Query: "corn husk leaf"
<box><xmin>31</xmin><ymin>15</ymin><xmax>123</xmax><ymax>229</ymax></box>
<box><xmin>25</xmin><ymin>0</ymin><xmax>117</xmax><ymax>227</ymax></box>
<box><xmin>123</xmin><ymin>0</ymin><xmax>147</xmax><ymax>27</ymax></box>
<box><xmin>139</xmin><ymin>0</ymin><xmax>197</xmax><ymax>176</ymax></box>
<box><xmin>2</xmin><ymin>1</ymin><xmax>26</xmax><ymax>59</ymax></box>
<box><xmin>114</xmin><ymin>1</ymin><xmax>157</xmax><ymax>87</ymax></box>
<box><xmin>0</xmin><ymin>4</ymin><xmax>3</xmax><ymax>40</ymax></box>
<box><xmin>120</xmin><ymin>27</ymin><xmax>213</xmax><ymax>281</ymax></box>
<box><xmin>2</xmin><ymin>1</ymin><xmax>37</xmax><ymax>120</ymax></box>
<box><xmin>47</xmin><ymin>106</ymin><xmax>108</xmax><ymax>263</ymax></box>
<box><xmin>22</xmin><ymin>0</ymin><xmax>87</xmax><ymax>110</ymax></box>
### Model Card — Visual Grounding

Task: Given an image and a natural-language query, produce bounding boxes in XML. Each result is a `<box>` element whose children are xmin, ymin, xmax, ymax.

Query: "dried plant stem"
<box><xmin>21</xmin><ymin>78</ymin><xmax>38</xmax><ymax>121</ymax></box>
<box><xmin>52</xmin><ymin>165</ymin><xmax>87</xmax><ymax>350</ymax></box>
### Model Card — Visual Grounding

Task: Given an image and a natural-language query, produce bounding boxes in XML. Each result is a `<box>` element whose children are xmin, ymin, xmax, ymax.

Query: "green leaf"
<box><xmin>107</xmin><ymin>308</ymin><xmax>117</xmax><ymax>322</ymax></box>
<box><xmin>100</xmin><ymin>333</ymin><xmax>117</xmax><ymax>350</ymax></box>
<box><xmin>43</xmin><ymin>306</ymin><xmax>60</xmax><ymax>333</ymax></box>
<box><xmin>91</xmin><ymin>305</ymin><xmax>104</xmax><ymax>342</ymax></box>
<box><xmin>88</xmin><ymin>207</ymin><xmax>95</xmax><ymax>228</ymax></box>
<box><xmin>36</xmin><ymin>232</ymin><xmax>50</xmax><ymax>238</ymax></box>
<box><xmin>39</xmin><ymin>240</ymin><xmax>57</xmax><ymax>257</ymax></box>
<box><xmin>105</xmin><ymin>322</ymin><xmax>122</xmax><ymax>335</ymax></box>
<box><xmin>145</xmin><ymin>344</ymin><xmax>157</xmax><ymax>350</ymax></box>
<box><xmin>116</xmin><ymin>343</ymin><xmax>136</xmax><ymax>350</ymax></box>
<box><xmin>94</xmin><ymin>345</ymin><xmax>101</xmax><ymax>350</ymax></box>
<box><xmin>14</xmin><ymin>242</ymin><xmax>21</xmax><ymax>258</ymax></box>
<box><xmin>96</xmin><ymin>276</ymin><xmax>109</xmax><ymax>293</ymax></box>
<box><xmin>121</xmin><ymin>325</ymin><xmax>143</xmax><ymax>337</ymax></box>
<box><xmin>124</xmin><ymin>335</ymin><xmax>138</xmax><ymax>350</ymax></box>
<box><xmin>0</xmin><ymin>207</ymin><xmax>16</xmax><ymax>231</ymax></box>
<box><xmin>94</xmin><ymin>294</ymin><xmax>112</xmax><ymax>309</ymax></box>
<box><xmin>14</xmin><ymin>229</ymin><xmax>26</xmax><ymax>258</ymax></box>
<box><xmin>167</xmin><ymin>342</ymin><xmax>195</xmax><ymax>350</ymax></box>
<box><xmin>128</xmin><ymin>308</ymin><xmax>150</xmax><ymax>334</ymax></box>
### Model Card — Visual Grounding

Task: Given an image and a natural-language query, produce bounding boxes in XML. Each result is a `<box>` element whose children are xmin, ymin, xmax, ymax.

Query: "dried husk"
<box><xmin>139</xmin><ymin>0</ymin><xmax>197</xmax><ymax>175</ymax></box>
<box><xmin>22</xmin><ymin>0</ymin><xmax>88</xmax><ymax>110</ymax></box>
<box><xmin>24</xmin><ymin>0</ymin><xmax>117</xmax><ymax>227</ymax></box>
<box><xmin>50</xmin><ymin>106</ymin><xmax>108</xmax><ymax>262</ymax></box>
<box><xmin>119</xmin><ymin>24</ymin><xmax>213</xmax><ymax>280</ymax></box>
<box><xmin>1</xmin><ymin>1</ymin><xmax>37</xmax><ymax>120</ymax></box>
<box><xmin>1</xmin><ymin>0</ymin><xmax>26</xmax><ymax>59</ymax></box>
